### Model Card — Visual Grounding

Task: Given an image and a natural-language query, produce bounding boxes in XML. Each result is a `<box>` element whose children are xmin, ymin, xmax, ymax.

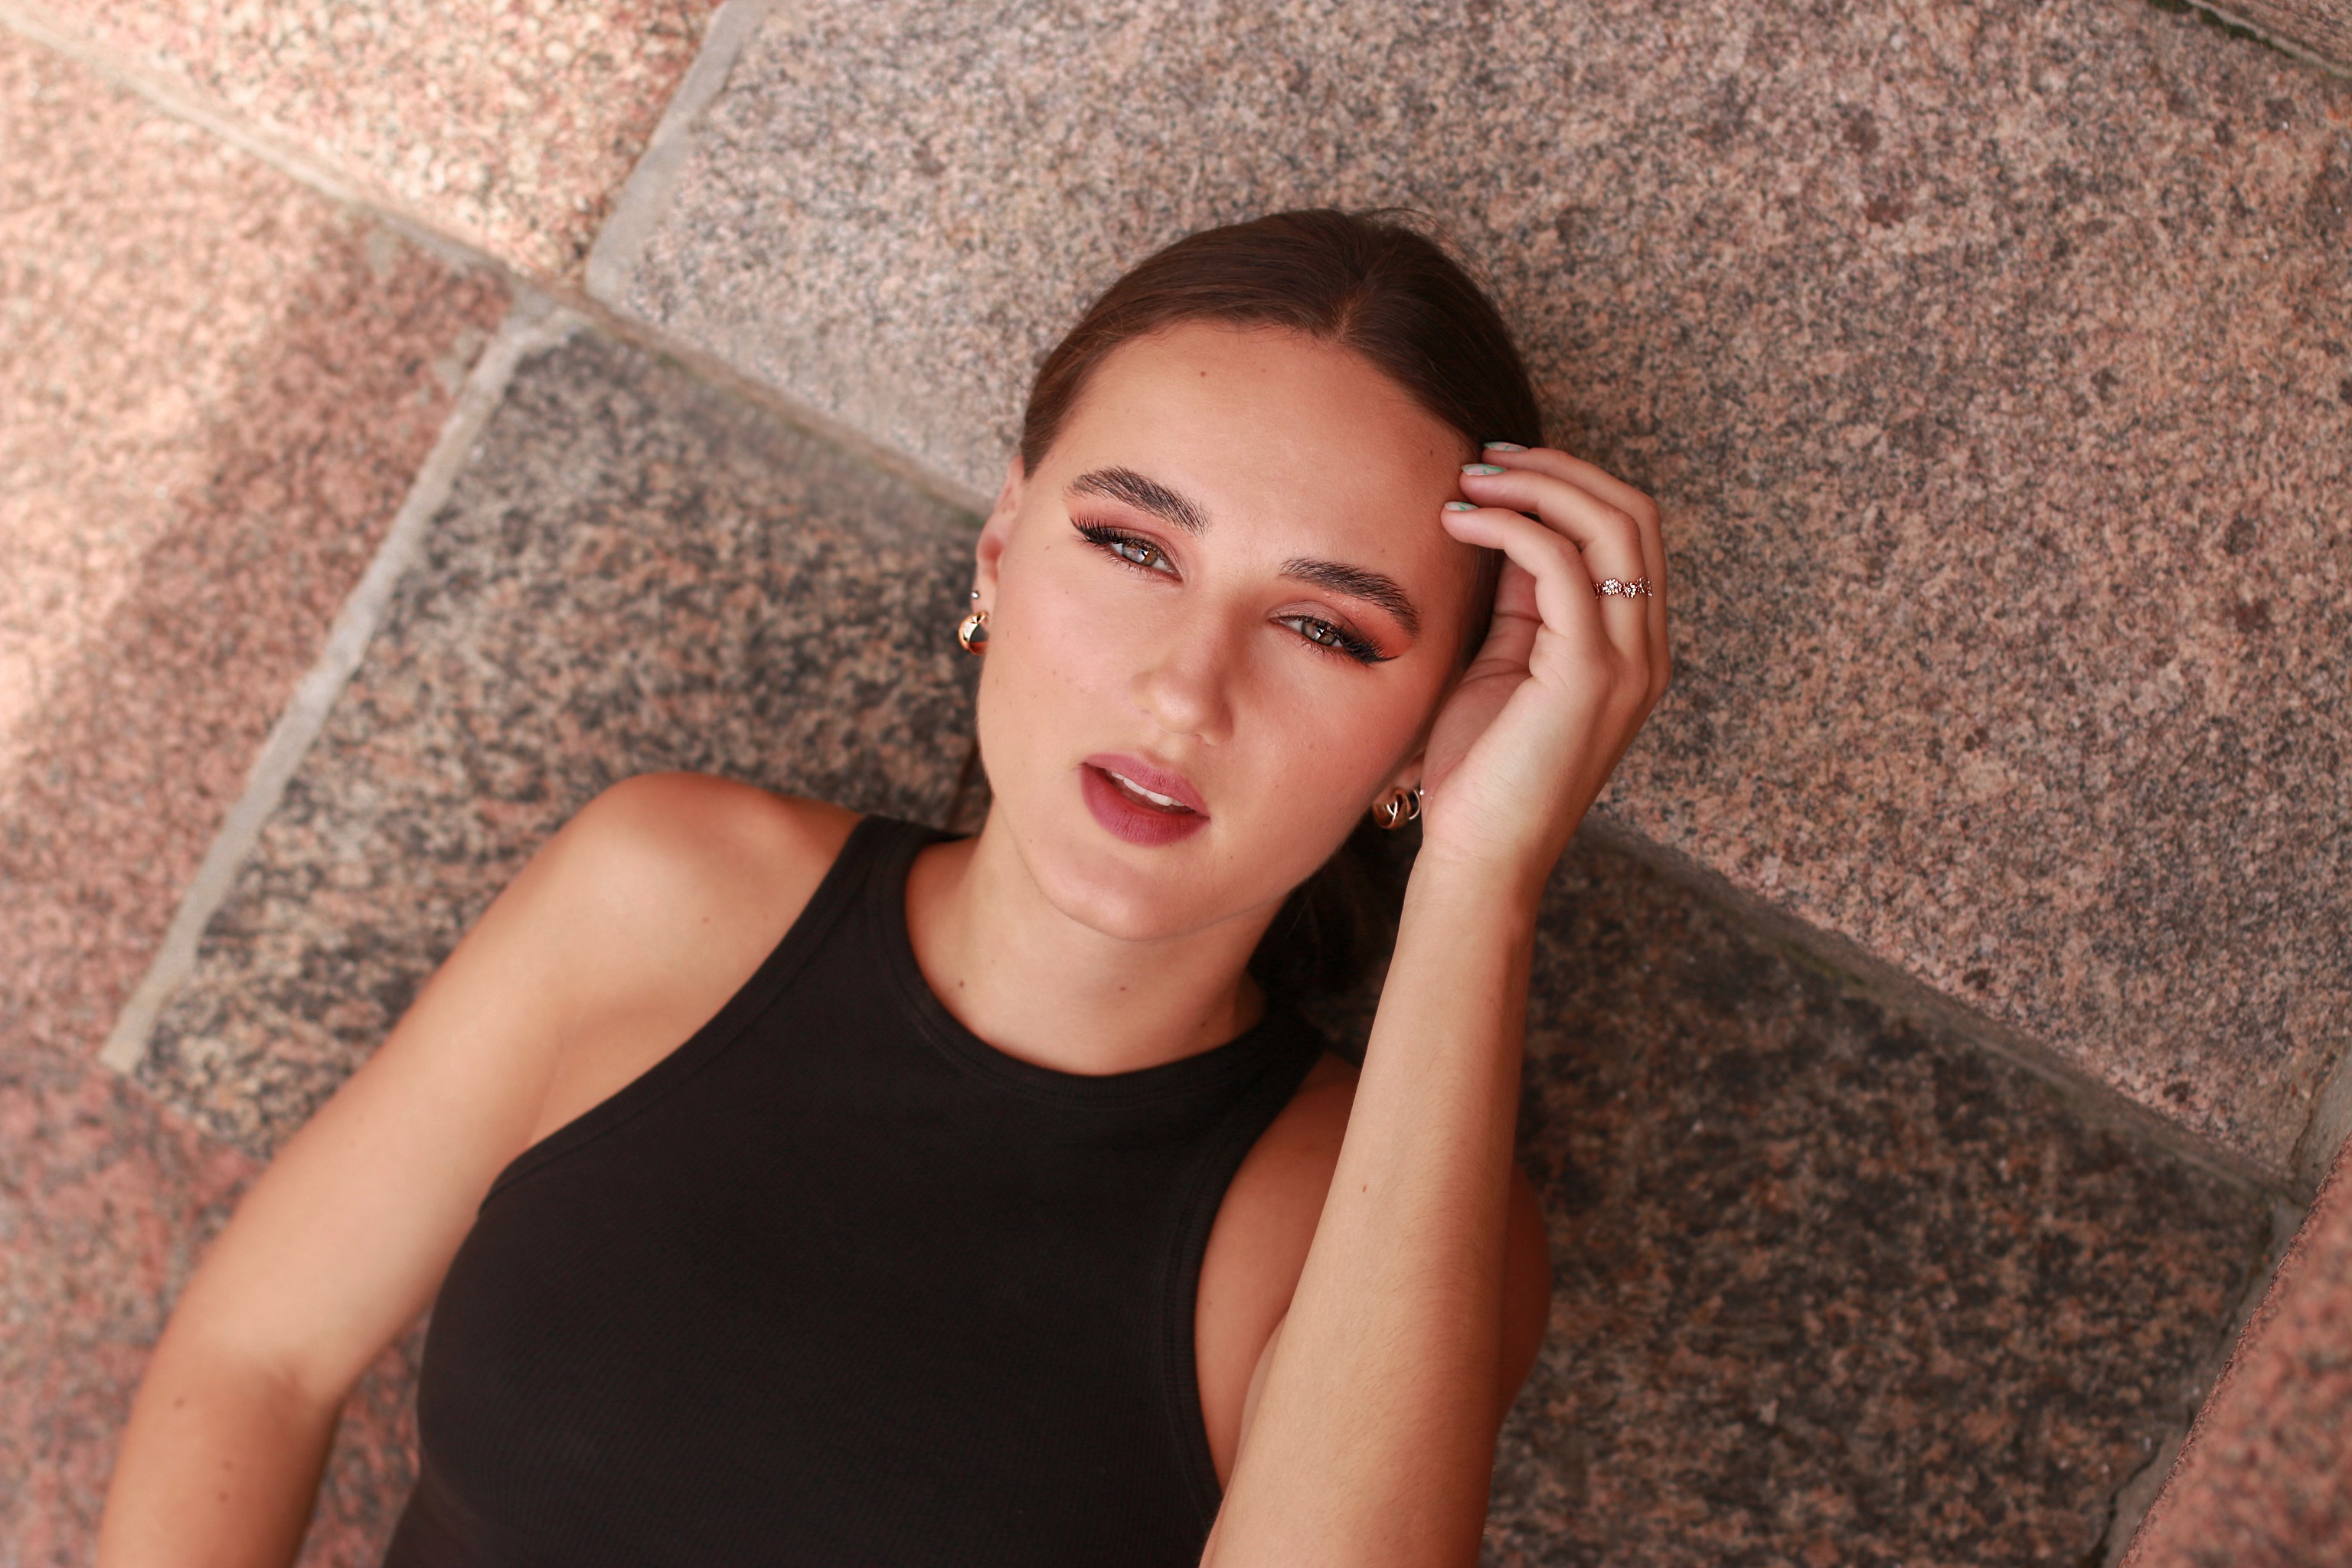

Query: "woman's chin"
<box><xmin>1001</xmin><ymin>815</ymin><xmax>1252</xmax><ymax>949</ymax></box>
<box><xmin>1025</xmin><ymin>844</ymin><xmax>1225</xmax><ymax>944</ymax></box>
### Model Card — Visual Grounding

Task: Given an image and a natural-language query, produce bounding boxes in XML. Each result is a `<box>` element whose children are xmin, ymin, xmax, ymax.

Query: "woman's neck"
<box><xmin>903</xmin><ymin>816</ymin><xmax>1272</xmax><ymax>1076</ymax></box>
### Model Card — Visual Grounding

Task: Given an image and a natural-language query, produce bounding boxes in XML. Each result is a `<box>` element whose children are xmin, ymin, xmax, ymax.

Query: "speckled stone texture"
<box><xmin>133</xmin><ymin>326</ymin><xmax>2269</xmax><ymax>1564</ymax></box>
<box><xmin>1315</xmin><ymin>839</ymin><xmax>2271</xmax><ymax>1567</ymax></box>
<box><xmin>606</xmin><ymin>0</ymin><xmax>2352</xmax><ymax>1180</ymax></box>
<box><xmin>142</xmin><ymin>326</ymin><xmax>984</xmax><ymax>1152</ymax></box>
<box><xmin>18</xmin><ymin>0</ymin><xmax>717</xmax><ymax>277</ymax></box>
<box><xmin>0</xmin><ymin>1069</ymin><xmax>247</xmax><ymax>1562</ymax></box>
<box><xmin>2123</xmin><ymin>1136</ymin><xmax>2352</xmax><ymax>1566</ymax></box>
<box><xmin>0</xmin><ymin>1054</ymin><xmax>427</xmax><ymax>1566</ymax></box>
<box><xmin>0</xmin><ymin>28</ymin><xmax>505</xmax><ymax>1563</ymax></box>
<box><xmin>0</xmin><ymin>28</ymin><xmax>506</xmax><ymax>1076</ymax></box>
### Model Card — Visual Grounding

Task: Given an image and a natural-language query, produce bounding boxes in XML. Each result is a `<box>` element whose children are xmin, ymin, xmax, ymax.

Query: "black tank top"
<box><xmin>382</xmin><ymin>814</ymin><xmax>1326</xmax><ymax>1567</ymax></box>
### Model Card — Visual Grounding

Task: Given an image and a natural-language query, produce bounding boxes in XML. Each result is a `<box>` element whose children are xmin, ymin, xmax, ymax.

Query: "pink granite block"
<box><xmin>0</xmin><ymin>1052</ymin><xmax>425</xmax><ymax>1564</ymax></box>
<box><xmin>24</xmin><ymin>0</ymin><xmax>719</xmax><ymax>278</ymax></box>
<box><xmin>2123</xmin><ymin>1135</ymin><xmax>2352</xmax><ymax>1566</ymax></box>
<box><xmin>0</xmin><ymin>1064</ymin><xmax>252</xmax><ymax>1561</ymax></box>
<box><xmin>0</xmin><ymin>30</ymin><xmax>508</xmax><ymax>1073</ymax></box>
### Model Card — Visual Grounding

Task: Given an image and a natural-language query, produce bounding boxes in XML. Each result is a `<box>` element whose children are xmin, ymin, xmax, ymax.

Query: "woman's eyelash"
<box><xmin>1075</xmin><ymin>520</ymin><xmax>1386</xmax><ymax>665</ymax></box>
<box><xmin>1074</xmin><ymin>522</ymin><xmax>1173</xmax><ymax>574</ymax></box>
<box><xmin>1279</xmin><ymin>615</ymin><xmax>1389</xmax><ymax>665</ymax></box>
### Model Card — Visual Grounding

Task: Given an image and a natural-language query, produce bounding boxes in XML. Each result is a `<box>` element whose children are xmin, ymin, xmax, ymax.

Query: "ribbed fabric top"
<box><xmin>381</xmin><ymin>814</ymin><xmax>1326</xmax><ymax>1567</ymax></box>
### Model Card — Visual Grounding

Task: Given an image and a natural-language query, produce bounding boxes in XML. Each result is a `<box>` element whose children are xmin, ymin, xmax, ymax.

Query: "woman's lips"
<box><xmin>1080</xmin><ymin>754</ymin><xmax>1209</xmax><ymax>847</ymax></box>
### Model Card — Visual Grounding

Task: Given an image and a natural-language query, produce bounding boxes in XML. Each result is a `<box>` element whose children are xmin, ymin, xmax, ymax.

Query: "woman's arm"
<box><xmin>1204</xmin><ymin>868</ymin><xmax>1539</xmax><ymax>1565</ymax></box>
<box><xmin>1204</xmin><ymin>447</ymin><xmax>1668</xmax><ymax>1567</ymax></box>
<box><xmin>96</xmin><ymin>774</ymin><xmax>849</xmax><ymax>1568</ymax></box>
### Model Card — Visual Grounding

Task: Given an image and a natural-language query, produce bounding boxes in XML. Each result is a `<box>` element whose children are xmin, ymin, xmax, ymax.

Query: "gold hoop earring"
<box><xmin>956</xmin><ymin>609</ymin><xmax>989</xmax><ymax>654</ymax></box>
<box><xmin>1370</xmin><ymin>783</ymin><xmax>1423</xmax><ymax>830</ymax></box>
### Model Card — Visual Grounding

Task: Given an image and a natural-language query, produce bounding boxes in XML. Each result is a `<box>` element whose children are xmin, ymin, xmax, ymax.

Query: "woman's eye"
<box><xmin>1277</xmin><ymin>615</ymin><xmax>1386</xmax><ymax>664</ymax></box>
<box><xmin>1075</xmin><ymin>523</ymin><xmax>1174</xmax><ymax>574</ymax></box>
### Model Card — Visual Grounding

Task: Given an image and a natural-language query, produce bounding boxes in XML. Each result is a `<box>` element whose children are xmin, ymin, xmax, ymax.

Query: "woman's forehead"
<box><xmin>1073</xmin><ymin>321</ymin><xmax>1452</xmax><ymax>444</ymax></box>
<box><xmin>1047</xmin><ymin>323</ymin><xmax>1470</xmax><ymax>543</ymax></box>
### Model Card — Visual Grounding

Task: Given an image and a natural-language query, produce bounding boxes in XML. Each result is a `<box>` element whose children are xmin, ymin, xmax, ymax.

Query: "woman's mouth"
<box><xmin>1080</xmin><ymin>754</ymin><xmax>1209</xmax><ymax>847</ymax></box>
<box><xmin>1108</xmin><ymin>770</ymin><xmax>1188</xmax><ymax>810</ymax></box>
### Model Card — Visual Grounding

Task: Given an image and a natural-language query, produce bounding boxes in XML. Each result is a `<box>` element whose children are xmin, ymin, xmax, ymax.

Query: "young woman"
<box><xmin>97</xmin><ymin>209</ymin><xmax>1668</xmax><ymax>1567</ymax></box>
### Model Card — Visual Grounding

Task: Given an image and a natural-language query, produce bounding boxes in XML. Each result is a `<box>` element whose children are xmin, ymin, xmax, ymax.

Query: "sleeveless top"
<box><xmin>381</xmin><ymin>814</ymin><xmax>1328</xmax><ymax>1567</ymax></box>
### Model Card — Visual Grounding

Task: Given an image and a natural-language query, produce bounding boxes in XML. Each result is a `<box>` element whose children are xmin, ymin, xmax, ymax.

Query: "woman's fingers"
<box><xmin>1479</xmin><ymin>444</ymin><xmax>1658</xmax><ymax>544</ymax></box>
<box><xmin>1468</xmin><ymin>446</ymin><xmax>1668</xmax><ymax>704</ymax></box>
<box><xmin>1454</xmin><ymin>462</ymin><xmax>1654</xmax><ymax>671</ymax></box>
<box><xmin>1439</xmin><ymin>504</ymin><xmax>1627</xmax><ymax>692</ymax></box>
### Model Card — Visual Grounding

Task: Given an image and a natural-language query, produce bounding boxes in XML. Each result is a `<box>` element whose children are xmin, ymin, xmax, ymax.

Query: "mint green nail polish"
<box><xmin>1483</xmin><ymin>441</ymin><xmax>1527</xmax><ymax>452</ymax></box>
<box><xmin>1444</xmin><ymin>501</ymin><xmax>1478</xmax><ymax>511</ymax></box>
<box><xmin>1462</xmin><ymin>462</ymin><xmax>1506</xmax><ymax>476</ymax></box>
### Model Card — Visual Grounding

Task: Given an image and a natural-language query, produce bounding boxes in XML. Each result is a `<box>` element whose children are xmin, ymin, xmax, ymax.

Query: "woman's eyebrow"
<box><xmin>1067</xmin><ymin>466</ymin><xmax>1207</xmax><ymax>534</ymax></box>
<box><xmin>1280</xmin><ymin>558</ymin><xmax>1421</xmax><ymax>639</ymax></box>
<box><xmin>1067</xmin><ymin>466</ymin><xmax>1419</xmax><ymax>636</ymax></box>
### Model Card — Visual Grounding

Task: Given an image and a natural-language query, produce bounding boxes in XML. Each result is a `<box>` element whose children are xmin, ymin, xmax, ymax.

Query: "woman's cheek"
<box><xmin>1237</xmin><ymin>666</ymin><xmax>1400</xmax><ymax>843</ymax></box>
<box><xmin>1010</xmin><ymin>567</ymin><xmax>1129</xmax><ymax>717</ymax></box>
<box><xmin>975</xmin><ymin>557</ymin><xmax>1125</xmax><ymax>788</ymax></box>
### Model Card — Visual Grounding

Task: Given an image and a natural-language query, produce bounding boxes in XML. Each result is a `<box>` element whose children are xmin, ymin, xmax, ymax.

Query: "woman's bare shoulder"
<box><xmin>554</xmin><ymin>772</ymin><xmax>858</xmax><ymax>900</ymax></box>
<box><xmin>139</xmin><ymin>777</ymin><xmax>863</xmax><ymax>1414</ymax></box>
<box><xmin>514</xmin><ymin>773</ymin><xmax>860</xmax><ymax>1140</ymax></box>
<box><xmin>1194</xmin><ymin>1048</ymin><xmax>1357</xmax><ymax>1478</ymax></box>
<box><xmin>531</xmin><ymin>773</ymin><xmax>855</xmax><ymax>951</ymax></box>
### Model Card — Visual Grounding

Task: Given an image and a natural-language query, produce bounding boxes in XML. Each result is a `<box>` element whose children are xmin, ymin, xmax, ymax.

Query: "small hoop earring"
<box><xmin>1370</xmin><ymin>783</ymin><xmax>1423</xmax><ymax>830</ymax></box>
<box><xmin>956</xmin><ymin>609</ymin><xmax>990</xmax><ymax>654</ymax></box>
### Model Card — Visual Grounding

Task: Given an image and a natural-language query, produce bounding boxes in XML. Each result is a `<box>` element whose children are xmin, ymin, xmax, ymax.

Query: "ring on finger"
<box><xmin>1593</xmin><ymin>576</ymin><xmax>1655</xmax><ymax>599</ymax></box>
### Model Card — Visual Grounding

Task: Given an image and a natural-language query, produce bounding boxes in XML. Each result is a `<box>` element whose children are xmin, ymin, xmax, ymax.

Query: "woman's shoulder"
<box><xmin>510</xmin><ymin>774</ymin><xmax>861</xmax><ymax>1145</ymax></box>
<box><xmin>552</xmin><ymin>772</ymin><xmax>860</xmax><ymax>903</ymax></box>
<box><xmin>543</xmin><ymin>770</ymin><xmax>860</xmax><ymax>968</ymax></box>
<box><xmin>1263</xmin><ymin>1046</ymin><xmax>1361</xmax><ymax>1148</ymax></box>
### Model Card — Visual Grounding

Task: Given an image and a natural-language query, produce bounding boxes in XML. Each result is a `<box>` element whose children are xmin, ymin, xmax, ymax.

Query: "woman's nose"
<box><xmin>1129</xmin><ymin>626</ymin><xmax>1236</xmax><ymax>745</ymax></box>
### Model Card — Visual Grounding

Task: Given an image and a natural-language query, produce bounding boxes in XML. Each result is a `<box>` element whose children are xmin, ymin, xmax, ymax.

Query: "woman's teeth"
<box><xmin>1108</xmin><ymin>770</ymin><xmax>1192</xmax><ymax>812</ymax></box>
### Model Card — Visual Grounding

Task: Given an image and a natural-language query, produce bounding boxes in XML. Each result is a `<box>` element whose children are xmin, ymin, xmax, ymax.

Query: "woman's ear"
<box><xmin>972</xmin><ymin>455</ymin><xmax>1024</xmax><ymax>601</ymax></box>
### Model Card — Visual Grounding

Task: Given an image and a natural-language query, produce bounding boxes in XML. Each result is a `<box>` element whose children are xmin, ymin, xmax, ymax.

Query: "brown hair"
<box><xmin>1011</xmin><ymin>207</ymin><xmax>1545</xmax><ymax>1000</ymax></box>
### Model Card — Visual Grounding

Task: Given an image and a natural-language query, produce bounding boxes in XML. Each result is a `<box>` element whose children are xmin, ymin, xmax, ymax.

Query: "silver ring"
<box><xmin>1593</xmin><ymin>577</ymin><xmax>1653</xmax><ymax>599</ymax></box>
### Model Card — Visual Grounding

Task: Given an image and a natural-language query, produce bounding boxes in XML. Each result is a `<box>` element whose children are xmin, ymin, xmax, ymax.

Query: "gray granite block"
<box><xmin>136</xmin><ymin>325</ymin><xmax>2266</xmax><ymax>1563</ymax></box>
<box><xmin>601</xmin><ymin>0</ymin><xmax>2352</xmax><ymax>1179</ymax></box>
<box><xmin>1484</xmin><ymin>841</ymin><xmax>2269</xmax><ymax>1566</ymax></box>
<box><xmin>142</xmin><ymin>325</ymin><xmax>983</xmax><ymax>1152</ymax></box>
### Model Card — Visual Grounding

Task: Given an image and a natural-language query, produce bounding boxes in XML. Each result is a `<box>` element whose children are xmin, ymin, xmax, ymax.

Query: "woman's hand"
<box><xmin>1416</xmin><ymin>443</ymin><xmax>1669</xmax><ymax>886</ymax></box>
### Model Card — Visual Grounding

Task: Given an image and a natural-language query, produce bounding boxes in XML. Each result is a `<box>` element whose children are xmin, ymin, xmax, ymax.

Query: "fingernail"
<box><xmin>1482</xmin><ymin>441</ymin><xmax>1527</xmax><ymax>452</ymax></box>
<box><xmin>1443</xmin><ymin>501</ymin><xmax>1478</xmax><ymax>511</ymax></box>
<box><xmin>1461</xmin><ymin>462</ymin><xmax>1506</xmax><ymax>475</ymax></box>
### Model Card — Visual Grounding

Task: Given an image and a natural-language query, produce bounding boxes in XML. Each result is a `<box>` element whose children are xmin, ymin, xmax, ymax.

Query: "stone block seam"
<box><xmin>2163</xmin><ymin>0</ymin><xmax>2352</xmax><ymax>77</ymax></box>
<box><xmin>98</xmin><ymin>293</ymin><xmax>575</xmax><ymax>1076</ymax></box>
<box><xmin>0</xmin><ymin>0</ymin><xmax>499</xmax><ymax>279</ymax></box>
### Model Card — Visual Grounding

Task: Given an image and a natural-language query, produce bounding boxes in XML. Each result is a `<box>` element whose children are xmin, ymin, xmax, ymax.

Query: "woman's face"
<box><xmin>972</xmin><ymin>320</ymin><xmax>1485</xmax><ymax>946</ymax></box>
